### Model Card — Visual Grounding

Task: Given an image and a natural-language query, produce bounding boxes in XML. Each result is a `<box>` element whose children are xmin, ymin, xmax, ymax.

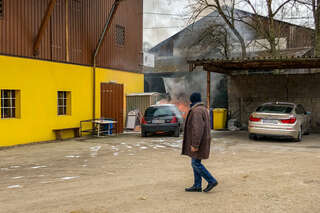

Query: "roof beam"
<box><xmin>189</xmin><ymin>57</ymin><xmax>320</xmax><ymax>74</ymax></box>
<box><xmin>33</xmin><ymin>0</ymin><xmax>57</xmax><ymax>56</ymax></box>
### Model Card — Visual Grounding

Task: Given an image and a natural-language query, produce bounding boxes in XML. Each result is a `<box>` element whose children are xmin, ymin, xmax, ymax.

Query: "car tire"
<box><xmin>173</xmin><ymin>127</ymin><xmax>180</xmax><ymax>137</ymax></box>
<box><xmin>249</xmin><ymin>133</ymin><xmax>257</xmax><ymax>140</ymax></box>
<box><xmin>141</xmin><ymin>130</ymin><xmax>147</xmax><ymax>137</ymax></box>
<box><xmin>294</xmin><ymin>127</ymin><xmax>302</xmax><ymax>142</ymax></box>
<box><xmin>304</xmin><ymin>128</ymin><xmax>310</xmax><ymax>135</ymax></box>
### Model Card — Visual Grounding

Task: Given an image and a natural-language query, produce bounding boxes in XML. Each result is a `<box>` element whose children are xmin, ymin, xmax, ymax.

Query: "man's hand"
<box><xmin>191</xmin><ymin>146</ymin><xmax>199</xmax><ymax>152</ymax></box>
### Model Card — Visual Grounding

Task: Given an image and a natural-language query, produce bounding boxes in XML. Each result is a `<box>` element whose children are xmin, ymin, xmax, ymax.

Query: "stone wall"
<box><xmin>228</xmin><ymin>74</ymin><xmax>320</xmax><ymax>132</ymax></box>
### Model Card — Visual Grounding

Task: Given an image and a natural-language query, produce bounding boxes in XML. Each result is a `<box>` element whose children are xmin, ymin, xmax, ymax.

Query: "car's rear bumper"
<box><xmin>142</xmin><ymin>123</ymin><xmax>179</xmax><ymax>133</ymax></box>
<box><xmin>248</xmin><ymin>126</ymin><xmax>298</xmax><ymax>138</ymax></box>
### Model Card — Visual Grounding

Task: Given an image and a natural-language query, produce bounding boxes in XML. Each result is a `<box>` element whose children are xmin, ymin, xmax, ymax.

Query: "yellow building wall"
<box><xmin>0</xmin><ymin>55</ymin><xmax>144</xmax><ymax>147</ymax></box>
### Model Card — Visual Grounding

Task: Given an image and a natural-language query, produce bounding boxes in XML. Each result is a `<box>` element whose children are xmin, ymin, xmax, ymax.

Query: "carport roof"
<box><xmin>188</xmin><ymin>55</ymin><xmax>320</xmax><ymax>75</ymax></box>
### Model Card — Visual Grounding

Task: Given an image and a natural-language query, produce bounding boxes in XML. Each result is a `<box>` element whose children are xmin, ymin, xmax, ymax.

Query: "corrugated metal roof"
<box><xmin>188</xmin><ymin>55</ymin><xmax>320</xmax><ymax>74</ymax></box>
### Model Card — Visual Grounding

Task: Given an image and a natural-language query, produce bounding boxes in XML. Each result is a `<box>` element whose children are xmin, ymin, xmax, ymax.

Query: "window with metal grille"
<box><xmin>57</xmin><ymin>91</ymin><xmax>71</xmax><ymax>115</ymax></box>
<box><xmin>1</xmin><ymin>90</ymin><xmax>19</xmax><ymax>119</ymax></box>
<box><xmin>0</xmin><ymin>0</ymin><xmax>3</xmax><ymax>18</ymax></box>
<box><xmin>116</xmin><ymin>25</ymin><xmax>125</xmax><ymax>46</ymax></box>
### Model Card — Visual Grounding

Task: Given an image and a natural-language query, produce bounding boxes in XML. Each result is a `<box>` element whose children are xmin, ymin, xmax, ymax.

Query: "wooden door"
<box><xmin>101</xmin><ymin>83</ymin><xmax>124</xmax><ymax>133</ymax></box>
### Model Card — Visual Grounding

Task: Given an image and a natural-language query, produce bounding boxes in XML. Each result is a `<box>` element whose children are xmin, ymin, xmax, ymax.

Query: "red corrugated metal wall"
<box><xmin>0</xmin><ymin>0</ymin><xmax>143</xmax><ymax>73</ymax></box>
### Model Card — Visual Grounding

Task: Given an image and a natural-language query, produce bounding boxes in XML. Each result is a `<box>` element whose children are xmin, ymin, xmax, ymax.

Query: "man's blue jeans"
<box><xmin>191</xmin><ymin>158</ymin><xmax>217</xmax><ymax>188</ymax></box>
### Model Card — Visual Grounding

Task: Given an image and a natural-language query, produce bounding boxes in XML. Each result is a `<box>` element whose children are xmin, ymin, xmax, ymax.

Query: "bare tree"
<box><xmin>235</xmin><ymin>0</ymin><xmax>299</xmax><ymax>56</ymax></box>
<box><xmin>189</xmin><ymin>0</ymin><xmax>300</xmax><ymax>57</ymax></box>
<box><xmin>295</xmin><ymin>0</ymin><xmax>320</xmax><ymax>56</ymax></box>
<box><xmin>189</xmin><ymin>0</ymin><xmax>248</xmax><ymax>58</ymax></box>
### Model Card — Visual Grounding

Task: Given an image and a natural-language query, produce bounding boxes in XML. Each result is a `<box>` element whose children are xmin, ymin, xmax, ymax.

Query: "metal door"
<box><xmin>101</xmin><ymin>83</ymin><xmax>124</xmax><ymax>133</ymax></box>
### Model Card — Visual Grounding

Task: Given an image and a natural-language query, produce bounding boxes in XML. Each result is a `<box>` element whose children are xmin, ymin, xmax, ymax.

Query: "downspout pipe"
<box><xmin>92</xmin><ymin>0</ymin><xmax>122</xmax><ymax>121</ymax></box>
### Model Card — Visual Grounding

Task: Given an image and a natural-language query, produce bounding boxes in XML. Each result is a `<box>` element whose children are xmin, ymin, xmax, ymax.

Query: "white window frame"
<box><xmin>1</xmin><ymin>90</ymin><xmax>17</xmax><ymax>119</ymax></box>
<box><xmin>57</xmin><ymin>91</ymin><xmax>71</xmax><ymax>116</ymax></box>
<box><xmin>58</xmin><ymin>91</ymin><xmax>67</xmax><ymax>115</ymax></box>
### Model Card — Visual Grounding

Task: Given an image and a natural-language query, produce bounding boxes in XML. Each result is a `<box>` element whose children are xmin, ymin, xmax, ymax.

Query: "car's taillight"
<box><xmin>170</xmin><ymin>116</ymin><xmax>178</xmax><ymax>123</ymax></box>
<box><xmin>141</xmin><ymin>117</ymin><xmax>147</xmax><ymax>125</ymax></box>
<box><xmin>281</xmin><ymin>117</ymin><xmax>296</xmax><ymax>124</ymax></box>
<box><xmin>249</xmin><ymin>115</ymin><xmax>261</xmax><ymax>122</ymax></box>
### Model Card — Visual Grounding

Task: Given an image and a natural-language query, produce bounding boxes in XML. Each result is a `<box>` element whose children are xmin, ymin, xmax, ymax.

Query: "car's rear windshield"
<box><xmin>145</xmin><ymin>106</ymin><xmax>177</xmax><ymax>118</ymax></box>
<box><xmin>256</xmin><ymin>105</ymin><xmax>293</xmax><ymax>114</ymax></box>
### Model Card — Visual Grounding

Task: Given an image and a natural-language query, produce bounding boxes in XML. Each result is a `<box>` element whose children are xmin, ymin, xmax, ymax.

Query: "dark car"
<box><xmin>141</xmin><ymin>104</ymin><xmax>184</xmax><ymax>137</ymax></box>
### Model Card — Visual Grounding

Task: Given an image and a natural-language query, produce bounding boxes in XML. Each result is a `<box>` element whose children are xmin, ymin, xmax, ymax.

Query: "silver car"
<box><xmin>248</xmin><ymin>102</ymin><xmax>311</xmax><ymax>142</ymax></box>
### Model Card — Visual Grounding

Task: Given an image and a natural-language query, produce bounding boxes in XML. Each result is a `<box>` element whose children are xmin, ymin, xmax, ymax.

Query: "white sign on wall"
<box><xmin>143</xmin><ymin>52</ymin><xmax>155</xmax><ymax>68</ymax></box>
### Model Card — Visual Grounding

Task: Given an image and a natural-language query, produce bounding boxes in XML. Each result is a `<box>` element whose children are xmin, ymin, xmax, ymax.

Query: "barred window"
<box><xmin>0</xmin><ymin>0</ymin><xmax>3</xmax><ymax>18</ymax></box>
<box><xmin>116</xmin><ymin>25</ymin><xmax>125</xmax><ymax>46</ymax></box>
<box><xmin>58</xmin><ymin>91</ymin><xmax>71</xmax><ymax>115</ymax></box>
<box><xmin>1</xmin><ymin>90</ymin><xmax>19</xmax><ymax>119</ymax></box>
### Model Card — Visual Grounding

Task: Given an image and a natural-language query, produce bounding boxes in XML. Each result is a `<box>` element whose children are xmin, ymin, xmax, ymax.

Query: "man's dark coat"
<box><xmin>182</xmin><ymin>103</ymin><xmax>211</xmax><ymax>159</ymax></box>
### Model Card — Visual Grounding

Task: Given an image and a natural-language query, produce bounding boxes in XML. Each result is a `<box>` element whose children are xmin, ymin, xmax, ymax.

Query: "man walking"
<box><xmin>182</xmin><ymin>92</ymin><xmax>218</xmax><ymax>192</ymax></box>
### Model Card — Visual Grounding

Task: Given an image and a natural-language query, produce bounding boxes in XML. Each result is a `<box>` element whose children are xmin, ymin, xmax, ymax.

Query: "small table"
<box><xmin>93</xmin><ymin>120</ymin><xmax>117</xmax><ymax>137</ymax></box>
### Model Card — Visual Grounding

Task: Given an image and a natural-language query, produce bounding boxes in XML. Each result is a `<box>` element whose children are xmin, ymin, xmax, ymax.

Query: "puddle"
<box><xmin>90</xmin><ymin>146</ymin><xmax>102</xmax><ymax>152</ymax></box>
<box><xmin>152</xmin><ymin>139</ymin><xmax>165</xmax><ymax>143</ymax></box>
<box><xmin>12</xmin><ymin>176</ymin><xmax>24</xmax><ymax>179</ymax></box>
<box><xmin>31</xmin><ymin>166</ymin><xmax>47</xmax><ymax>169</ymax></box>
<box><xmin>60</xmin><ymin>176</ymin><xmax>80</xmax><ymax>181</ymax></box>
<box><xmin>65</xmin><ymin>155</ymin><xmax>80</xmax><ymax>158</ymax></box>
<box><xmin>8</xmin><ymin>185</ymin><xmax>22</xmax><ymax>189</ymax></box>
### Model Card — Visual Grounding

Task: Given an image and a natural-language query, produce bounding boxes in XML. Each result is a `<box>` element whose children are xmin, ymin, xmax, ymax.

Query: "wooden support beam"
<box><xmin>33</xmin><ymin>0</ymin><xmax>57</xmax><ymax>56</ymax></box>
<box><xmin>203</xmin><ymin>64</ymin><xmax>230</xmax><ymax>75</ymax></box>
<box><xmin>65</xmin><ymin>0</ymin><xmax>70</xmax><ymax>62</ymax></box>
<box><xmin>207</xmin><ymin>72</ymin><xmax>211</xmax><ymax>109</ymax></box>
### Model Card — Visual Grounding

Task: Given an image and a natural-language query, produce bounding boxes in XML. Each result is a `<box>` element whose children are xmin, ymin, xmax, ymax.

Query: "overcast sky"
<box><xmin>143</xmin><ymin>0</ymin><xmax>192</xmax><ymax>49</ymax></box>
<box><xmin>143</xmin><ymin>0</ymin><xmax>313</xmax><ymax>50</ymax></box>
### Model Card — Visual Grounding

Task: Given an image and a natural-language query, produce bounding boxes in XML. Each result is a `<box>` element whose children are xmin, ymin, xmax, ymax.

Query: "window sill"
<box><xmin>1</xmin><ymin>118</ymin><xmax>21</xmax><ymax>120</ymax></box>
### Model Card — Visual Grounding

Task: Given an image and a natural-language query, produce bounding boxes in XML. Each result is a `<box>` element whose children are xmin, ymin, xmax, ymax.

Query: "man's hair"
<box><xmin>190</xmin><ymin>92</ymin><xmax>202</xmax><ymax>104</ymax></box>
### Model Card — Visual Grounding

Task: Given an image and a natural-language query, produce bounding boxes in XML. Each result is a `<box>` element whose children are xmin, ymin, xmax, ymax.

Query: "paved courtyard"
<box><xmin>1</xmin><ymin>131</ymin><xmax>320</xmax><ymax>213</ymax></box>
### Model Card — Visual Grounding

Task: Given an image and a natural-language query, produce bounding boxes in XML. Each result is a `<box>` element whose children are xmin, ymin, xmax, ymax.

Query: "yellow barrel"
<box><xmin>213</xmin><ymin>108</ymin><xmax>227</xmax><ymax>130</ymax></box>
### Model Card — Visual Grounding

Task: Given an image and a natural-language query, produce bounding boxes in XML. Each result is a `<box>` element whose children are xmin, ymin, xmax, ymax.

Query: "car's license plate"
<box><xmin>152</xmin><ymin>120</ymin><xmax>164</xmax><ymax>124</ymax></box>
<box><xmin>263</xmin><ymin>119</ymin><xmax>278</xmax><ymax>124</ymax></box>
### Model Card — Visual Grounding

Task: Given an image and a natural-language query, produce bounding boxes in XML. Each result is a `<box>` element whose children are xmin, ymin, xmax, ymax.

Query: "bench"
<box><xmin>53</xmin><ymin>127</ymin><xmax>80</xmax><ymax>141</ymax></box>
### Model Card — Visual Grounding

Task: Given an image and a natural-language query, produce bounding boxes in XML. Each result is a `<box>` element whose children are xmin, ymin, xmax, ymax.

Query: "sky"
<box><xmin>143</xmin><ymin>0</ymin><xmax>192</xmax><ymax>49</ymax></box>
<box><xmin>143</xmin><ymin>0</ymin><xmax>314</xmax><ymax>50</ymax></box>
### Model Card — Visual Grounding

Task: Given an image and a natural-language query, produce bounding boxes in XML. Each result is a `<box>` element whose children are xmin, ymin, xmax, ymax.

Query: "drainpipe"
<box><xmin>92</xmin><ymin>0</ymin><xmax>123</xmax><ymax>121</ymax></box>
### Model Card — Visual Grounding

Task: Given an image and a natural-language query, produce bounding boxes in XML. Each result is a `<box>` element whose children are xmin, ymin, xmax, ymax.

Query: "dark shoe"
<box><xmin>203</xmin><ymin>182</ymin><xmax>218</xmax><ymax>192</ymax></box>
<box><xmin>185</xmin><ymin>186</ymin><xmax>202</xmax><ymax>192</ymax></box>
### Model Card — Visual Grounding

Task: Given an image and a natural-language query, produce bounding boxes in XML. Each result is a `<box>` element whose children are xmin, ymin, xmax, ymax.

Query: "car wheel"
<box><xmin>304</xmin><ymin>127</ymin><xmax>310</xmax><ymax>135</ymax></box>
<box><xmin>141</xmin><ymin>130</ymin><xmax>147</xmax><ymax>137</ymax></box>
<box><xmin>173</xmin><ymin>127</ymin><xmax>180</xmax><ymax>137</ymax></box>
<box><xmin>294</xmin><ymin>127</ymin><xmax>302</xmax><ymax>142</ymax></box>
<box><xmin>249</xmin><ymin>133</ymin><xmax>257</xmax><ymax>140</ymax></box>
